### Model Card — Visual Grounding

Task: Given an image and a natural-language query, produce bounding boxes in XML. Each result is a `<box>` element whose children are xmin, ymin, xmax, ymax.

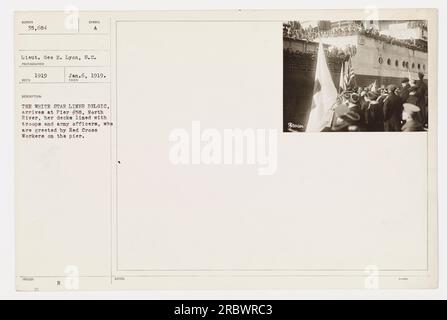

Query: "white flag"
<box><xmin>339</xmin><ymin>62</ymin><xmax>345</xmax><ymax>92</ymax></box>
<box><xmin>306</xmin><ymin>41</ymin><xmax>337</xmax><ymax>132</ymax></box>
<box><xmin>407</xmin><ymin>68</ymin><xmax>413</xmax><ymax>82</ymax></box>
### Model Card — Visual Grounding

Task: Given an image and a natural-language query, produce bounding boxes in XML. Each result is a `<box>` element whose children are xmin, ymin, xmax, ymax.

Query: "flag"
<box><xmin>306</xmin><ymin>41</ymin><xmax>337</xmax><ymax>132</ymax></box>
<box><xmin>405</xmin><ymin>57</ymin><xmax>414</xmax><ymax>83</ymax></box>
<box><xmin>407</xmin><ymin>68</ymin><xmax>413</xmax><ymax>82</ymax></box>
<box><xmin>339</xmin><ymin>62</ymin><xmax>345</xmax><ymax>92</ymax></box>
<box><xmin>343</xmin><ymin>57</ymin><xmax>355</xmax><ymax>90</ymax></box>
<box><xmin>370</xmin><ymin>80</ymin><xmax>377</xmax><ymax>92</ymax></box>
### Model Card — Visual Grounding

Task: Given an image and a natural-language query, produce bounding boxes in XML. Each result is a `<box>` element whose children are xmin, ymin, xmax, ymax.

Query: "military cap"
<box><xmin>403</xmin><ymin>103</ymin><xmax>420</xmax><ymax>114</ymax></box>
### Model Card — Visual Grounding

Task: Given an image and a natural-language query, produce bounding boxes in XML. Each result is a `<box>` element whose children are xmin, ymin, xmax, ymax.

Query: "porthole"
<box><xmin>387</xmin><ymin>58</ymin><xmax>391</xmax><ymax>65</ymax></box>
<box><xmin>395</xmin><ymin>60</ymin><xmax>399</xmax><ymax>67</ymax></box>
<box><xmin>417</xmin><ymin>63</ymin><xmax>421</xmax><ymax>69</ymax></box>
<box><xmin>423</xmin><ymin>64</ymin><xmax>426</xmax><ymax>70</ymax></box>
<box><xmin>412</xmin><ymin>62</ymin><xmax>415</xmax><ymax>69</ymax></box>
<box><xmin>378</xmin><ymin>57</ymin><xmax>383</xmax><ymax>64</ymax></box>
<box><xmin>402</xmin><ymin>61</ymin><xmax>406</xmax><ymax>68</ymax></box>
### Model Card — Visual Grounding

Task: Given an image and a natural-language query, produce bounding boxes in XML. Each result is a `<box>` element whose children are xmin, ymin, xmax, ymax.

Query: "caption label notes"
<box><xmin>16</xmin><ymin>13</ymin><xmax>112</xmax><ymax>141</ymax></box>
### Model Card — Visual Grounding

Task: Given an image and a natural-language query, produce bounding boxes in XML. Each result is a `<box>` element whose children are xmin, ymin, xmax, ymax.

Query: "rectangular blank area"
<box><xmin>116</xmin><ymin>21</ymin><xmax>427</xmax><ymax>271</ymax></box>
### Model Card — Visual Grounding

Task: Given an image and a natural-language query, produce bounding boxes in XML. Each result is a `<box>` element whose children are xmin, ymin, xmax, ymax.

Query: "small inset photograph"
<box><xmin>283</xmin><ymin>20</ymin><xmax>428</xmax><ymax>132</ymax></box>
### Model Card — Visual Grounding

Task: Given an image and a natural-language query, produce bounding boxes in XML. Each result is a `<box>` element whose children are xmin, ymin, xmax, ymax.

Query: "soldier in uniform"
<box><xmin>399</xmin><ymin>77</ymin><xmax>411</xmax><ymax>102</ymax></box>
<box><xmin>406</xmin><ymin>84</ymin><xmax>419</xmax><ymax>105</ymax></box>
<box><xmin>401</xmin><ymin>103</ymin><xmax>423</xmax><ymax>132</ymax></box>
<box><xmin>406</xmin><ymin>84</ymin><xmax>424</xmax><ymax>125</ymax></box>
<box><xmin>364</xmin><ymin>91</ymin><xmax>384</xmax><ymax>131</ymax></box>
<box><xmin>416</xmin><ymin>72</ymin><xmax>428</xmax><ymax>127</ymax></box>
<box><xmin>331</xmin><ymin>93</ymin><xmax>364</xmax><ymax>132</ymax></box>
<box><xmin>383</xmin><ymin>84</ymin><xmax>403</xmax><ymax>131</ymax></box>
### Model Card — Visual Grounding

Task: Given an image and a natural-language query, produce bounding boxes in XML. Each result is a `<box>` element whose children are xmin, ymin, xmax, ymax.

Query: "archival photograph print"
<box><xmin>283</xmin><ymin>20</ymin><xmax>428</xmax><ymax>132</ymax></box>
